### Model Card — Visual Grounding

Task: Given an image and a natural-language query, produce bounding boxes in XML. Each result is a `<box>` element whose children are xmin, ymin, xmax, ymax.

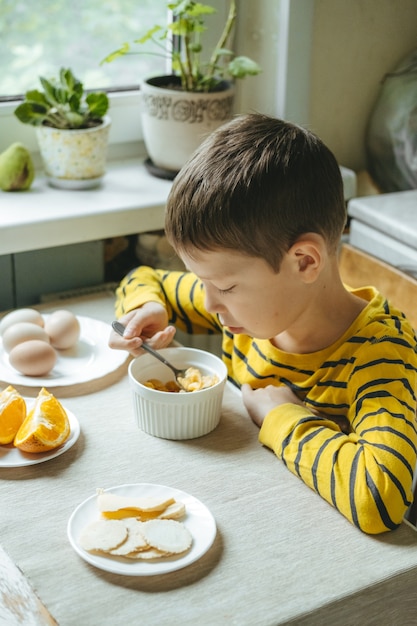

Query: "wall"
<box><xmin>308</xmin><ymin>0</ymin><xmax>417</xmax><ymax>171</ymax></box>
<box><xmin>236</xmin><ymin>0</ymin><xmax>417</xmax><ymax>173</ymax></box>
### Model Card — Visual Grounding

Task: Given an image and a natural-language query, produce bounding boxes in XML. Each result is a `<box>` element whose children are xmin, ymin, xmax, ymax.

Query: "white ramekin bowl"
<box><xmin>128</xmin><ymin>347</ymin><xmax>227</xmax><ymax>440</ymax></box>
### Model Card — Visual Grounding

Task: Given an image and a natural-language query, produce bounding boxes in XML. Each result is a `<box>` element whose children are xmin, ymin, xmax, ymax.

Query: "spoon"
<box><xmin>111</xmin><ymin>320</ymin><xmax>189</xmax><ymax>390</ymax></box>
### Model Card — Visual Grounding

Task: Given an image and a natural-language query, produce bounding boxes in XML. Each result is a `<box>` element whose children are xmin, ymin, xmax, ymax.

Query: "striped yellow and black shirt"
<box><xmin>116</xmin><ymin>266</ymin><xmax>417</xmax><ymax>534</ymax></box>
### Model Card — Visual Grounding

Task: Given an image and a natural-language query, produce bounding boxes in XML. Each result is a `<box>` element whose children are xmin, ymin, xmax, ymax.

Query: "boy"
<box><xmin>110</xmin><ymin>113</ymin><xmax>417</xmax><ymax>534</ymax></box>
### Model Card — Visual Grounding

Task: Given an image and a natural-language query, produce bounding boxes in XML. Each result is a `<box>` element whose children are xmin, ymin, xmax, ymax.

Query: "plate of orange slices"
<box><xmin>0</xmin><ymin>386</ymin><xmax>80</xmax><ymax>467</ymax></box>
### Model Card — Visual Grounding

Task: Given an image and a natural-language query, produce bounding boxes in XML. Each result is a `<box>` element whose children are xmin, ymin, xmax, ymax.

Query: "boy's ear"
<box><xmin>288</xmin><ymin>234</ymin><xmax>324</xmax><ymax>283</ymax></box>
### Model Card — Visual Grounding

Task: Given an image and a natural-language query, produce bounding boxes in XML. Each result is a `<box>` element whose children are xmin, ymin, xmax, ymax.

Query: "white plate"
<box><xmin>0</xmin><ymin>315</ymin><xmax>127</xmax><ymax>387</ymax></box>
<box><xmin>0</xmin><ymin>407</ymin><xmax>80</xmax><ymax>467</ymax></box>
<box><xmin>67</xmin><ymin>483</ymin><xmax>217</xmax><ymax>576</ymax></box>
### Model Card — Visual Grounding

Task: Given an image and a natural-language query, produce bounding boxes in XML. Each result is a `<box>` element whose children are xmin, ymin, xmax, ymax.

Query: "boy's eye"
<box><xmin>218</xmin><ymin>285</ymin><xmax>235</xmax><ymax>295</ymax></box>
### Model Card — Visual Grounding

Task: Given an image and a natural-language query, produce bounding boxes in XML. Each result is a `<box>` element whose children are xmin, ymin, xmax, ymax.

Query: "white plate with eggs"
<box><xmin>0</xmin><ymin>309</ymin><xmax>128</xmax><ymax>387</ymax></box>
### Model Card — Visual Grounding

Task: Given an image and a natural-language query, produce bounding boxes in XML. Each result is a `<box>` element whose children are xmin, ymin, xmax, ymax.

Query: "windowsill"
<box><xmin>0</xmin><ymin>156</ymin><xmax>173</xmax><ymax>256</ymax></box>
<box><xmin>0</xmin><ymin>155</ymin><xmax>357</xmax><ymax>258</ymax></box>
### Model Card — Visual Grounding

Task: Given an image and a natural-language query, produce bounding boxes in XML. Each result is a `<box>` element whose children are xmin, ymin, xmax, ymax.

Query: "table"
<box><xmin>1</xmin><ymin>293</ymin><xmax>417</xmax><ymax>626</ymax></box>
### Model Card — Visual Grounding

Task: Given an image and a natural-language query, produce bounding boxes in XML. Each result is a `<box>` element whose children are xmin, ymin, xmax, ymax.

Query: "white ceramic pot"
<box><xmin>140</xmin><ymin>76</ymin><xmax>234</xmax><ymax>174</ymax></box>
<box><xmin>35</xmin><ymin>115</ymin><xmax>111</xmax><ymax>189</ymax></box>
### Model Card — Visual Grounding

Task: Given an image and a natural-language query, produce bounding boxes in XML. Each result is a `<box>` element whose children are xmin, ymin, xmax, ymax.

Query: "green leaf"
<box><xmin>60</xmin><ymin>68</ymin><xmax>74</xmax><ymax>90</ymax></box>
<box><xmin>215</xmin><ymin>47</ymin><xmax>234</xmax><ymax>58</ymax></box>
<box><xmin>188</xmin><ymin>42</ymin><xmax>202</xmax><ymax>53</ymax></box>
<box><xmin>86</xmin><ymin>92</ymin><xmax>109</xmax><ymax>118</ymax></box>
<box><xmin>137</xmin><ymin>25</ymin><xmax>163</xmax><ymax>44</ymax></box>
<box><xmin>101</xmin><ymin>43</ymin><xmax>131</xmax><ymax>64</ymax></box>
<box><xmin>59</xmin><ymin>68</ymin><xmax>84</xmax><ymax>99</ymax></box>
<box><xmin>170</xmin><ymin>2</ymin><xmax>215</xmax><ymax>18</ymax></box>
<box><xmin>228</xmin><ymin>56</ymin><xmax>262</xmax><ymax>79</ymax></box>
<box><xmin>54</xmin><ymin>87</ymin><xmax>70</xmax><ymax>105</ymax></box>
<box><xmin>197</xmin><ymin>75</ymin><xmax>220</xmax><ymax>91</ymax></box>
<box><xmin>14</xmin><ymin>102</ymin><xmax>48</xmax><ymax>126</ymax></box>
<box><xmin>68</xmin><ymin>93</ymin><xmax>82</xmax><ymax>112</ymax></box>
<box><xmin>23</xmin><ymin>90</ymin><xmax>49</xmax><ymax>107</ymax></box>
<box><xmin>189</xmin><ymin>3</ymin><xmax>216</xmax><ymax>17</ymax></box>
<box><xmin>39</xmin><ymin>76</ymin><xmax>60</xmax><ymax>106</ymax></box>
<box><xmin>169</xmin><ymin>19</ymin><xmax>188</xmax><ymax>38</ymax></box>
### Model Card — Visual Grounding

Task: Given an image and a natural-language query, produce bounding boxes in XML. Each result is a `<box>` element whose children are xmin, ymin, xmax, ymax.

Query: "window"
<box><xmin>0</xmin><ymin>1</ymin><xmax>310</xmax><ymax>159</ymax></box>
<box><xmin>0</xmin><ymin>0</ymin><xmax>239</xmax><ymax>155</ymax></box>
<box><xmin>0</xmin><ymin>0</ymin><xmax>168</xmax><ymax>98</ymax></box>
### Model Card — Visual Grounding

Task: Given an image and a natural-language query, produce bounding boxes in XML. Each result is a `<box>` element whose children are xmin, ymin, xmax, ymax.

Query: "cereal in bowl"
<box><xmin>144</xmin><ymin>366</ymin><xmax>219</xmax><ymax>393</ymax></box>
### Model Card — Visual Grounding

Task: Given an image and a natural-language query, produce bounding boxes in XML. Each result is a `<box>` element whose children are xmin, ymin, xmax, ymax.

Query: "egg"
<box><xmin>0</xmin><ymin>308</ymin><xmax>44</xmax><ymax>336</ymax></box>
<box><xmin>2</xmin><ymin>322</ymin><xmax>50</xmax><ymax>354</ymax></box>
<box><xmin>44</xmin><ymin>310</ymin><xmax>80</xmax><ymax>350</ymax></box>
<box><xmin>9</xmin><ymin>340</ymin><xmax>57</xmax><ymax>377</ymax></box>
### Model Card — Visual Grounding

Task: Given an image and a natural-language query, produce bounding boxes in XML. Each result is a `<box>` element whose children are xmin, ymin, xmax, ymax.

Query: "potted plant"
<box><xmin>102</xmin><ymin>0</ymin><xmax>260</xmax><ymax>177</ymax></box>
<box><xmin>14</xmin><ymin>67</ymin><xmax>111</xmax><ymax>189</ymax></box>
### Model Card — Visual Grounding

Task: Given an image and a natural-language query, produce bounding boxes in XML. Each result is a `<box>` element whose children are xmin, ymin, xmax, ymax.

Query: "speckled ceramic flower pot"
<box><xmin>140</xmin><ymin>76</ymin><xmax>234</xmax><ymax>175</ymax></box>
<box><xmin>35</xmin><ymin>115</ymin><xmax>111</xmax><ymax>189</ymax></box>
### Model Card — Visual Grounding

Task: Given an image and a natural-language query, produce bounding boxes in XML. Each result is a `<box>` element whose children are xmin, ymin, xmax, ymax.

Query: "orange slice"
<box><xmin>14</xmin><ymin>387</ymin><xmax>70</xmax><ymax>453</ymax></box>
<box><xmin>0</xmin><ymin>385</ymin><xmax>26</xmax><ymax>445</ymax></box>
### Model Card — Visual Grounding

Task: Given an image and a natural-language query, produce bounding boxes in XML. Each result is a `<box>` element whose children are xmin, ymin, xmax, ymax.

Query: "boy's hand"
<box><xmin>241</xmin><ymin>383</ymin><xmax>351</xmax><ymax>433</ymax></box>
<box><xmin>241</xmin><ymin>384</ymin><xmax>304</xmax><ymax>427</ymax></box>
<box><xmin>109</xmin><ymin>302</ymin><xmax>175</xmax><ymax>356</ymax></box>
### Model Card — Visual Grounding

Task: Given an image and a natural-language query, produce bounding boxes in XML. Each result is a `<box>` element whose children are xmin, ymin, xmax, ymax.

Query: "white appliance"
<box><xmin>348</xmin><ymin>189</ymin><xmax>417</xmax><ymax>272</ymax></box>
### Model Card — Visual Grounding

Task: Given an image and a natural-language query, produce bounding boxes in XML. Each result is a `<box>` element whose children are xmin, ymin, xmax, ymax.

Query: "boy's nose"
<box><xmin>204</xmin><ymin>292</ymin><xmax>223</xmax><ymax>315</ymax></box>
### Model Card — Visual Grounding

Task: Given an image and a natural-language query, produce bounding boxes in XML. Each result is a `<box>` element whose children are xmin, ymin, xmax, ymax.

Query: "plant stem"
<box><xmin>205</xmin><ymin>0</ymin><xmax>237</xmax><ymax>89</ymax></box>
<box><xmin>183</xmin><ymin>32</ymin><xmax>195</xmax><ymax>90</ymax></box>
<box><xmin>45</xmin><ymin>112</ymin><xmax>66</xmax><ymax>128</ymax></box>
<box><xmin>175</xmin><ymin>53</ymin><xmax>189</xmax><ymax>90</ymax></box>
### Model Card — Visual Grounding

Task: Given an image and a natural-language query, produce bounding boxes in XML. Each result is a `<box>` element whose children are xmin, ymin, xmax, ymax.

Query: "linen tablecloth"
<box><xmin>1</xmin><ymin>292</ymin><xmax>417</xmax><ymax>626</ymax></box>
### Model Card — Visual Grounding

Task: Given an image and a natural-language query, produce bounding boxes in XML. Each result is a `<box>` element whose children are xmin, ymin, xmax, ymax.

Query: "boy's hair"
<box><xmin>165</xmin><ymin>113</ymin><xmax>346</xmax><ymax>271</ymax></box>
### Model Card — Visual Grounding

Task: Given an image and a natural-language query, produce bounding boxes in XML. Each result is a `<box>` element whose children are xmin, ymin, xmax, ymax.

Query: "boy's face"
<box><xmin>180</xmin><ymin>247</ymin><xmax>312</xmax><ymax>340</ymax></box>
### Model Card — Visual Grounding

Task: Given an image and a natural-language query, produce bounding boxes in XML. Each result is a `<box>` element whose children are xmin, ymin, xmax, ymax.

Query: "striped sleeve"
<box><xmin>115</xmin><ymin>265</ymin><xmax>222</xmax><ymax>335</ymax></box>
<box><xmin>258</xmin><ymin>336</ymin><xmax>417</xmax><ymax>534</ymax></box>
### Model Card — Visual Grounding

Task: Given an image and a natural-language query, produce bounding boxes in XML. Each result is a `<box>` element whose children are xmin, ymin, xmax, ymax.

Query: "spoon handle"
<box><xmin>111</xmin><ymin>321</ymin><xmax>182</xmax><ymax>376</ymax></box>
<box><xmin>112</xmin><ymin>321</ymin><xmax>128</xmax><ymax>337</ymax></box>
<box><xmin>139</xmin><ymin>341</ymin><xmax>180</xmax><ymax>374</ymax></box>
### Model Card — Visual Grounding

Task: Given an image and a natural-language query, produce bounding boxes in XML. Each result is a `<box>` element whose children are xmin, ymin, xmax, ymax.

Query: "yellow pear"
<box><xmin>0</xmin><ymin>142</ymin><xmax>35</xmax><ymax>191</ymax></box>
